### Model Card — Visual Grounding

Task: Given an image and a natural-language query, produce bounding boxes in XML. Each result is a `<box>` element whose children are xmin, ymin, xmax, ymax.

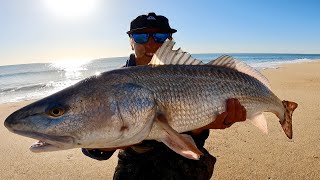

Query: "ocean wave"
<box><xmin>0</xmin><ymin>62</ymin><xmax>91</xmax><ymax>78</ymax></box>
<box><xmin>0</xmin><ymin>69</ymin><xmax>61</xmax><ymax>78</ymax></box>
<box><xmin>0</xmin><ymin>63</ymin><xmax>49</xmax><ymax>75</ymax></box>
<box><xmin>0</xmin><ymin>83</ymin><xmax>47</xmax><ymax>93</ymax></box>
<box><xmin>284</xmin><ymin>58</ymin><xmax>317</xmax><ymax>64</ymax></box>
<box><xmin>0</xmin><ymin>79</ymin><xmax>81</xmax><ymax>104</ymax></box>
<box><xmin>251</xmin><ymin>58</ymin><xmax>319</xmax><ymax>70</ymax></box>
<box><xmin>0</xmin><ymin>79</ymin><xmax>79</xmax><ymax>93</ymax></box>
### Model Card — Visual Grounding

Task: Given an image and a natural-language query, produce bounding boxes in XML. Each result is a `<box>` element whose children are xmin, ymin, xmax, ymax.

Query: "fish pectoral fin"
<box><xmin>160</xmin><ymin>134</ymin><xmax>203</xmax><ymax>160</ymax></box>
<box><xmin>155</xmin><ymin>114</ymin><xmax>203</xmax><ymax>160</ymax></box>
<box><xmin>249</xmin><ymin>113</ymin><xmax>268</xmax><ymax>134</ymax></box>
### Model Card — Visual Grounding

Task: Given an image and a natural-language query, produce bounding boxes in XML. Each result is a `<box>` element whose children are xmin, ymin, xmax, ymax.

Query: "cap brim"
<box><xmin>127</xmin><ymin>27</ymin><xmax>177</xmax><ymax>34</ymax></box>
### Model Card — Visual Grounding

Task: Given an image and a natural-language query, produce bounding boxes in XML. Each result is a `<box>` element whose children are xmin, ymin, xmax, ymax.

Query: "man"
<box><xmin>82</xmin><ymin>12</ymin><xmax>246</xmax><ymax>180</ymax></box>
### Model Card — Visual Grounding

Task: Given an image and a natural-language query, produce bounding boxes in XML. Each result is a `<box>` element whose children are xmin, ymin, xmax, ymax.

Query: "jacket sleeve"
<box><xmin>82</xmin><ymin>148</ymin><xmax>116</xmax><ymax>161</ymax></box>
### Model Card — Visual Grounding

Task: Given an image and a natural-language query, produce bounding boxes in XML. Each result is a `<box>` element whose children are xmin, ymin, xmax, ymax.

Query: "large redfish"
<box><xmin>4</xmin><ymin>40</ymin><xmax>297</xmax><ymax>160</ymax></box>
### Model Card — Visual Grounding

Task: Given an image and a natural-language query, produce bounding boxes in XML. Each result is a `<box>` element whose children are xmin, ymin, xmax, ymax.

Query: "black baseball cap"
<box><xmin>127</xmin><ymin>12</ymin><xmax>177</xmax><ymax>34</ymax></box>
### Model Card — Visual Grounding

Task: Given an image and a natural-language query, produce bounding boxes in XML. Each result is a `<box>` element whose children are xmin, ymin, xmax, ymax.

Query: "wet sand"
<box><xmin>1</xmin><ymin>61</ymin><xmax>319</xmax><ymax>179</ymax></box>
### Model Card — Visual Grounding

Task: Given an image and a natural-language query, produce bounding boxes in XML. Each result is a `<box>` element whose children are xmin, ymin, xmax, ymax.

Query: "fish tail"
<box><xmin>280</xmin><ymin>100</ymin><xmax>298</xmax><ymax>139</ymax></box>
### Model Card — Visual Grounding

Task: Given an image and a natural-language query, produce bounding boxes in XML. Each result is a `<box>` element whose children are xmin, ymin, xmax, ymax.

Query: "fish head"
<box><xmin>4</xmin><ymin>79</ymin><xmax>127</xmax><ymax>153</ymax></box>
<box><xmin>5</xmin><ymin>73</ymin><xmax>157</xmax><ymax>152</ymax></box>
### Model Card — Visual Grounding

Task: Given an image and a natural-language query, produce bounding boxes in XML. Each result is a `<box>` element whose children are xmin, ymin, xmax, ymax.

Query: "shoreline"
<box><xmin>1</xmin><ymin>61</ymin><xmax>320</xmax><ymax>179</ymax></box>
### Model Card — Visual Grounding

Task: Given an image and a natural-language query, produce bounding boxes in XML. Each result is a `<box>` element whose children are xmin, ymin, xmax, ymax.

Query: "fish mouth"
<box><xmin>10</xmin><ymin>130</ymin><xmax>74</xmax><ymax>153</ymax></box>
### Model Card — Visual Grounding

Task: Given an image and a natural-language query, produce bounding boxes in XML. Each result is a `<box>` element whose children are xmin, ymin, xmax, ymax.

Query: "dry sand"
<box><xmin>1</xmin><ymin>61</ymin><xmax>319</xmax><ymax>180</ymax></box>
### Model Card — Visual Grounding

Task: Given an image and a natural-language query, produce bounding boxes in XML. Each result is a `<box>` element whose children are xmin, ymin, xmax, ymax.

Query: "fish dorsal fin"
<box><xmin>149</xmin><ymin>40</ymin><xmax>271</xmax><ymax>89</ymax></box>
<box><xmin>208</xmin><ymin>55</ymin><xmax>271</xmax><ymax>90</ymax></box>
<box><xmin>149</xmin><ymin>39</ymin><xmax>204</xmax><ymax>65</ymax></box>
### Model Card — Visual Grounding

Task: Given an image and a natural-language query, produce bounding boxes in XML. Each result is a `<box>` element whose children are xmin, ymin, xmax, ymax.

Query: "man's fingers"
<box><xmin>226</xmin><ymin>98</ymin><xmax>236</xmax><ymax>122</ymax></box>
<box><xmin>216</xmin><ymin>112</ymin><xmax>231</xmax><ymax>128</ymax></box>
<box><xmin>216</xmin><ymin>112</ymin><xmax>229</xmax><ymax>124</ymax></box>
<box><xmin>241</xmin><ymin>105</ymin><xmax>247</xmax><ymax>122</ymax></box>
<box><xmin>225</xmin><ymin>98</ymin><xmax>247</xmax><ymax>124</ymax></box>
<box><xmin>191</xmin><ymin>112</ymin><xmax>229</xmax><ymax>133</ymax></box>
<box><xmin>234</xmin><ymin>98</ymin><xmax>242</xmax><ymax>122</ymax></box>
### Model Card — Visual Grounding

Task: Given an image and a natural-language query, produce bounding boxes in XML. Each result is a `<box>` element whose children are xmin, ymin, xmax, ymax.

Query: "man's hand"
<box><xmin>192</xmin><ymin>98</ymin><xmax>246</xmax><ymax>134</ymax></box>
<box><xmin>214</xmin><ymin>98</ymin><xmax>247</xmax><ymax>129</ymax></box>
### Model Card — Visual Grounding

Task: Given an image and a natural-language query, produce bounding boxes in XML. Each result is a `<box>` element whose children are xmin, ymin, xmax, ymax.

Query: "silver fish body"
<box><xmin>4</xmin><ymin>40</ymin><xmax>297</xmax><ymax>158</ymax></box>
<box><xmin>5</xmin><ymin>64</ymin><xmax>288</xmax><ymax>151</ymax></box>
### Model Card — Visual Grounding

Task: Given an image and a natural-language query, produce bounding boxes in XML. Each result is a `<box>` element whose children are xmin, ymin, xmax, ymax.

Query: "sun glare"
<box><xmin>44</xmin><ymin>0</ymin><xmax>100</xmax><ymax>20</ymax></box>
<box><xmin>49</xmin><ymin>58</ymin><xmax>92</xmax><ymax>78</ymax></box>
<box><xmin>50</xmin><ymin>58</ymin><xmax>91</xmax><ymax>71</ymax></box>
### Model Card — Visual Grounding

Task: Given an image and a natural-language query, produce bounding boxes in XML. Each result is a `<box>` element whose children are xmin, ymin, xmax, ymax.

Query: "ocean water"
<box><xmin>0</xmin><ymin>53</ymin><xmax>320</xmax><ymax>104</ymax></box>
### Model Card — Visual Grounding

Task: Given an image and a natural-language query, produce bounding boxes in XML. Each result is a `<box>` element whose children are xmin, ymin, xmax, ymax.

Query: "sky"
<box><xmin>0</xmin><ymin>0</ymin><xmax>319</xmax><ymax>66</ymax></box>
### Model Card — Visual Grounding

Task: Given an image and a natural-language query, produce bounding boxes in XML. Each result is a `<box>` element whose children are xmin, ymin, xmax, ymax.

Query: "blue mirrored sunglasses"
<box><xmin>131</xmin><ymin>33</ymin><xmax>170</xmax><ymax>44</ymax></box>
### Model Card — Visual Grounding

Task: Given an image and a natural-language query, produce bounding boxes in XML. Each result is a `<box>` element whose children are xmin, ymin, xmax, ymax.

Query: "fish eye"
<box><xmin>47</xmin><ymin>107</ymin><xmax>65</xmax><ymax>117</ymax></box>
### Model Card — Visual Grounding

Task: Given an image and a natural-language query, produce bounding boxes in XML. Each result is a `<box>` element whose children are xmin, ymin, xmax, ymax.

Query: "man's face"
<box><xmin>130</xmin><ymin>28</ymin><xmax>171</xmax><ymax>65</ymax></box>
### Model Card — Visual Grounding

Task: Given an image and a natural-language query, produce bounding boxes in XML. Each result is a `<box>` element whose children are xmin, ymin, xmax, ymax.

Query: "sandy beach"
<box><xmin>1</xmin><ymin>61</ymin><xmax>320</xmax><ymax>180</ymax></box>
